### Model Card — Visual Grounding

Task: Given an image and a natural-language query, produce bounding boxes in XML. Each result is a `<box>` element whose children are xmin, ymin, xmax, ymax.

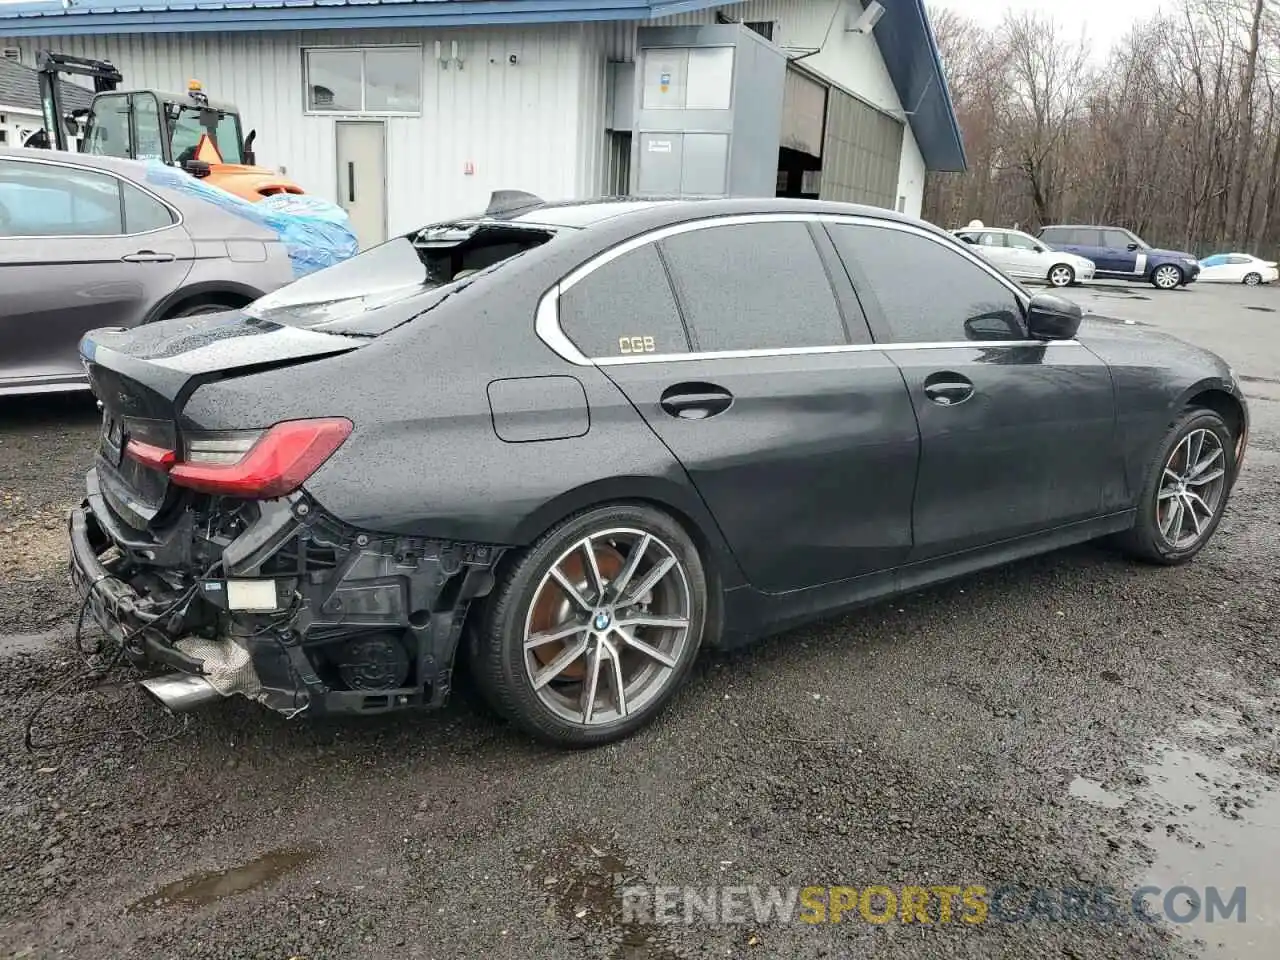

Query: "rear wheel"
<box><xmin>1151</xmin><ymin>264</ymin><xmax>1184</xmax><ymax>290</ymax></box>
<box><xmin>1244</xmin><ymin>272</ymin><xmax>1262</xmax><ymax>286</ymax></box>
<box><xmin>1113</xmin><ymin>408</ymin><xmax>1235</xmax><ymax>565</ymax></box>
<box><xmin>1047</xmin><ymin>264</ymin><xmax>1075</xmax><ymax>288</ymax></box>
<box><xmin>471</xmin><ymin>504</ymin><xmax>707</xmax><ymax>747</ymax></box>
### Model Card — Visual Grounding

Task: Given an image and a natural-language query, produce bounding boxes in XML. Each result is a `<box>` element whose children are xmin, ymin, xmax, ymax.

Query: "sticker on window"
<box><xmin>619</xmin><ymin>336</ymin><xmax>656</xmax><ymax>354</ymax></box>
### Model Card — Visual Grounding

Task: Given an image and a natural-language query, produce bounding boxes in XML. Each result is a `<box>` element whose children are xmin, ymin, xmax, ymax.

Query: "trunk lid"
<box><xmin>82</xmin><ymin>310</ymin><xmax>366</xmax><ymax>531</ymax></box>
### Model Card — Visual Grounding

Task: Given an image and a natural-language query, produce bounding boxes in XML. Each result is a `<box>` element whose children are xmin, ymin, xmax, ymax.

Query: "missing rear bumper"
<box><xmin>69</xmin><ymin>484</ymin><xmax>504</xmax><ymax>718</ymax></box>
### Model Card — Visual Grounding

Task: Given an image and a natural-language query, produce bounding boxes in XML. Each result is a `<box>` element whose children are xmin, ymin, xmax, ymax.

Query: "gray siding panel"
<box><xmin>819</xmin><ymin>85</ymin><xmax>902</xmax><ymax>209</ymax></box>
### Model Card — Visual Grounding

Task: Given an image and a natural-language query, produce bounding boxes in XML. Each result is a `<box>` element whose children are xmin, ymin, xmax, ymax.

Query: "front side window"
<box><xmin>0</xmin><ymin>160</ymin><xmax>123</xmax><ymax>237</ymax></box>
<box><xmin>560</xmin><ymin>245</ymin><xmax>690</xmax><ymax>358</ymax></box>
<box><xmin>827</xmin><ymin>223</ymin><xmax>1025</xmax><ymax>344</ymax></box>
<box><xmin>83</xmin><ymin>94</ymin><xmax>132</xmax><ymax>158</ymax></box>
<box><xmin>1005</xmin><ymin>233</ymin><xmax>1039</xmax><ymax>251</ymax></box>
<box><xmin>658</xmin><ymin>221</ymin><xmax>853</xmax><ymax>351</ymax></box>
<box><xmin>305</xmin><ymin>47</ymin><xmax>422</xmax><ymax>114</ymax></box>
<box><xmin>1102</xmin><ymin>229</ymin><xmax>1136</xmax><ymax>249</ymax></box>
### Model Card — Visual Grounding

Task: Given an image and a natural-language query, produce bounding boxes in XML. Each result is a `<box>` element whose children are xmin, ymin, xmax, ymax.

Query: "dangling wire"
<box><xmin>24</xmin><ymin>560</ymin><xmax>223</xmax><ymax>754</ymax></box>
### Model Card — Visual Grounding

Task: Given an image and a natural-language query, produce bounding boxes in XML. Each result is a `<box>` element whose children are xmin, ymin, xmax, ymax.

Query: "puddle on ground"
<box><xmin>1138</xmin><ymin>740</ymin><xmax>1280</xmax><ymax>959</ymax></box>
<box><xmin>127</xmin><ymin>846</ymin><xmax>321</xmax><ymax>912</ymax></box>
<box><xmin>1068</xmin><ymin>776</ymin><xmax>1127</xmax><ymax>808</ymax></box>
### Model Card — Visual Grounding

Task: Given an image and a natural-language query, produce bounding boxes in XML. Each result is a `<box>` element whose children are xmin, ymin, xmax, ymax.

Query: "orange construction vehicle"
<box><xmin>32</xmin><ymin>50</ymin><xmax>304</xmax><ymax>202</ymax></box>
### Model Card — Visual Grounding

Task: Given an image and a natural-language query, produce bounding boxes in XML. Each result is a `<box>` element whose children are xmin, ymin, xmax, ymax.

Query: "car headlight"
<box><xmin>1183</xmin><ymin>257</ymin><xmax>1199</xmax><ymax>266</ymax></box>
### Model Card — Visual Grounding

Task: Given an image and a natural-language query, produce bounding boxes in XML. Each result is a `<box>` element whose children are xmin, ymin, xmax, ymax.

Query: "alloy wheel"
<box><xmin>1049</xmin><ymin>265</ymin><xmax>1074</xmax><ymax>287</ymax></box>
<box><xmin>523</xmin><ymin>529</ymin><xmax>692</xmax><ymax>726</ymax></box>
<box><xmin>1245</xmin><ymin>272</ymin><xmax>1262</xmax><ymax>286</ymax></box>
<box><xmin>1157</xmin><ymin>428</ymin><xmax>1228</xmax><ymax>550</ymax></box>
<box><xmin>1153</xmin><ymin>265</ymin><xmax>1182</xmax><ymax>289</ymax></box>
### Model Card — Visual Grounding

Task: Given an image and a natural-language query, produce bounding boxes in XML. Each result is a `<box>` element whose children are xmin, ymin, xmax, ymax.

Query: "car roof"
<box><xmin>0</xmin><ymin>145</ymin><xmax>165</xmax><ymax>179</ymax></box>
<box><xmin>468</xmin><ymin>194</ymin><xmax>939</xmax><ymax>236</ymax></box>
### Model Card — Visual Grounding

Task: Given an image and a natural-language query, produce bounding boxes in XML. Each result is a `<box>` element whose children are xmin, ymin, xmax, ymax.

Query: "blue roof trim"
<box><xmin>873</xmin><ymin>0</ymin><xmax>965</xmax><ymax>172</ymax></box>
<box><xmin>0</xmin><ymin>0</ymin><xmax>966</xmax><ymax>171</ymax></box>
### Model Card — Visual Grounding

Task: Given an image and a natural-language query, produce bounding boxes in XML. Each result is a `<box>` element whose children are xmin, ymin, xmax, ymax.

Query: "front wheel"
<box><xmin>1113</xmin><ymin>408</ymin><xmax>1236</xmax><ymax>565</ymax></box>
<box><xmin>470</xmin><ymin>504</ymin><xmax>708</xmax><ymax>747</ymax></box>
<box><xmin>1244</xmin><ymin>272</ymin><xmax>1262</xmax><ymax>286</ymax></box>
<box><xmin>1048</xmin><ymin>264</ymin><xmax>1076</xmax><ymax>288</ymax></box>
<box><xmin>1151</xmin><ymin>264</ymin><xmax>1184</xmax><ymax>290</ymax></box>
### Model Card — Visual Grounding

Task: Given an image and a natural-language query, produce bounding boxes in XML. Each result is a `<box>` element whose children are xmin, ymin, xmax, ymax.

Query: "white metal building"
<box><xmin>0</xmin><ymin>0</ymin><xmax>965</xmax><ymax>247</ymax></box>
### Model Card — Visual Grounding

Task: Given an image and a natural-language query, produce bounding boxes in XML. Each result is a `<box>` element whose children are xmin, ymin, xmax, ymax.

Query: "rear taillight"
<box><xmin>124</xmin><ymin>438</ymin><xmax>177</xmax><ymax>470</ymax></box>
<box><xmin>167</xmin><ymin>418</ymin><xmax>353</xmax><ymax>499</ymax></box>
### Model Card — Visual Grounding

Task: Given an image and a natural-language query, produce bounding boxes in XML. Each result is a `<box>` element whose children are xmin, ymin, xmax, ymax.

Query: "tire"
<box><xmin>470</xmin><ymin>503</ymin><xmax>708</xmax><ymax>747</ymax></box>
<box><xmin>1244</xmin><ymin>272</ymin><xmax>1262</xmax><ymax>286</ymax></box>
<box><xmin>164</xmin><ymin>302</ymin><xmax>238</xmax><ymax>320</ymax></box>
<box><xmin>1112</xmin><ymin>408</ymin><xmax>1236</xmax><ymax>565</ymax></box>
<box><xmin>1048</xmin><ymin>264</ymin><xmax>1076</xmax><ymax>288</ymax></box>
<box><xmin>1150</xmin><ymin>264</ymin><xmax>1184</xmax><ymax>290</ymax></box>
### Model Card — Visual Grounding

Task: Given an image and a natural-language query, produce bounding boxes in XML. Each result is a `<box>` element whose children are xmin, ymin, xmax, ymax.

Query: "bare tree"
<box><xmin>924</xmin><ymin>0</ymin><xmax>1280</xmax><ymax>256</ymax></box>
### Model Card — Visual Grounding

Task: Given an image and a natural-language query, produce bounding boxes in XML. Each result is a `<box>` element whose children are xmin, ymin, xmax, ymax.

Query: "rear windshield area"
<box><xmin>244</xmin><ymin>221</ymin><xmax>557</xmax><ymax>336</ymax></box>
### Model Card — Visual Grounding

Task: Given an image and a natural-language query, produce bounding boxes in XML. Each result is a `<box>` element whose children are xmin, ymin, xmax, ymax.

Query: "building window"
<box><xmin>304</xmin><ymin>46</ymin><xmax>422</xmax><ymax>114</ymax></box>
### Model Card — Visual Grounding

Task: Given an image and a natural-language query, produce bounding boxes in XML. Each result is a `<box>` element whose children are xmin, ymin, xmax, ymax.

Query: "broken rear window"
<box><xmin>244</xmin><ymin>222</ymin><xmax>556</xmax><ymax>336</ymax></box>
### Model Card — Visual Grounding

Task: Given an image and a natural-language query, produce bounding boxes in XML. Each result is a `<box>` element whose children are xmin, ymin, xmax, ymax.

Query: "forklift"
<box><xmin>32</xmin><ymin>50</ymin><xmax>304</xmax><ymax>201</ymax></box>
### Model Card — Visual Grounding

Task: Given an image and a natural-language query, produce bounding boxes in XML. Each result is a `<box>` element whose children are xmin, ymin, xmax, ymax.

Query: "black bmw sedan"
<box><xmin>69</xmin><ymin>194</ymin><xmax>1249</xmax><ymax>747</ymax></box>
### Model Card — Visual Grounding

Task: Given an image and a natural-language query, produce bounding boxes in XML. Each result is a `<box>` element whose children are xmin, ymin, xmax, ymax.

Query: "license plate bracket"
<box><xmin>100</xmin><ymin>415</ymin><xmax>124</xmax><ymax>466</ymax></box>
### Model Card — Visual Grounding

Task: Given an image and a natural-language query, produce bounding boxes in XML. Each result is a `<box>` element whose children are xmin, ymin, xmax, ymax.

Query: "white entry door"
<box><xmin>335</xmin><ymin>121</ymin><xmax>387</xmax><ymax>249</ymax></box>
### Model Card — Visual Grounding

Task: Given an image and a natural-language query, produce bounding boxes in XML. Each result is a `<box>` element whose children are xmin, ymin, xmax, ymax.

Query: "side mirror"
<box><xmin>1026</xmin><ymin>293</ymin><xmax>1082</xmax><ymax>340</ymax></box>
<box><xmin>1126</xmin><ymin>242</ymin><xmax>1140</xmax><ymax>251</ymax></box>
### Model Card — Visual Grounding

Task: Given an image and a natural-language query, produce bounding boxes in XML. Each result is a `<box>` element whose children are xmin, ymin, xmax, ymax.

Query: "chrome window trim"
<box><xmin>594</xmin><ymin>340</ymin><xmax>1083</xmax><ymax>366</ymax></box>
<box><xmin>0</xmin><ymin>153</ymin><xmax>184</xmax><ymax>241</ymax></box>
<box><xmin>535</xmin><ymin>211</ymin><xmax>1053</xmax><ymax>367</ymax></box>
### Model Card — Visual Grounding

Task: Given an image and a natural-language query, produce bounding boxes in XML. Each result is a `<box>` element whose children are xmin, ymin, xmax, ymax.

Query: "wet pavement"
<box><xmin>1</xmin><ymin>281</ymin><xmax>1278</xmax><ymax>959</ymax></box>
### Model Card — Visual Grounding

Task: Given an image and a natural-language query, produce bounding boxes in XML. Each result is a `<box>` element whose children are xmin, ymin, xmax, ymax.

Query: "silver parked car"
<box><xmin>0</xmin><ymin>147</ymin><xmax>298</xmax><ymax>396</ymax></box>
<box><xmin>953</xmin><ymin>223</ymin><xmax>1096</xmax><ymax>288</ymax></box>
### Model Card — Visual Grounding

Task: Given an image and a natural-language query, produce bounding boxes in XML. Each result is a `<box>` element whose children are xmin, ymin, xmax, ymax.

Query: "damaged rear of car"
<box><xmin>69</xmin><ymin>204</ymin><xmax>573</xmax><ymax>716</ymax></box>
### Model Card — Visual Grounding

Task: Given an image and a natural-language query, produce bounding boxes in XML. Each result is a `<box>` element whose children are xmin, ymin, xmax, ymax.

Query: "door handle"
<box><xmin>659</xmin><ymin>382</ymin><xmax>734</xmax><ymax>420</ymax></box>
<box><xmin>922</xmin><ymin>371</ymin><xmax>975</xmax><ymax>406</ymax></box>
<box><xmin>121</xmin><ymin>250</ymin><xmax>175</xmax><ymax>263</ymax></box>
<box><xmin>347</xmin><ymin>162</ymin><xmax>355</xmax><ymax>203</ymax></box>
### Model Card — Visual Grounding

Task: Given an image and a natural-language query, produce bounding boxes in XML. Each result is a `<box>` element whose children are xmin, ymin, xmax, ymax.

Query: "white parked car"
<box><xmin>1197</xmin><ymin>252</ymin><xmax>1279</xmax><ymax>285</ymax></box>
<box><xmin>953</xmin><ymin>222</ymin><xmax>1096</xmax><ymax>288</ymax></box>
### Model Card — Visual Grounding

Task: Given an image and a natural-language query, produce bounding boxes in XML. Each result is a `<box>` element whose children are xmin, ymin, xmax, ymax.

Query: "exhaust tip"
<box><xmin>139</xmin><ymin>674</ymin><xmax>221</xmax><ymax>713</ymax></box>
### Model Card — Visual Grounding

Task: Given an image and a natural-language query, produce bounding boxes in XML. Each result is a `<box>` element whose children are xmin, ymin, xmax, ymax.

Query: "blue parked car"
<box><xmin>1038</xmin><ymin>224</ymin><xmax>1201</xmax><ymax>290</ymax></box>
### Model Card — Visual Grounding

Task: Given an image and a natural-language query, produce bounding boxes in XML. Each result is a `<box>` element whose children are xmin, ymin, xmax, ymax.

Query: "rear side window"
<box><xmin>122</xmin><ymin>182</ymin><xmax>175</xmax><ymax>233</ymax></box>
<box><xmin>828</xmin><ymin>223</ymin><xmax>1025</xmax><ymax>344</ymax></box>
<box><xmin>559</xmin><ymin>244</ymin><xmax>690</xmax><ymax>358</ymax></box>
<box><xmin>0</xmin><ymin>159</ymin><xmax>123</xmax><ymax>236</ymax></box>
<box><xmin>658</xmin><ymin>221</ymin><xmax>851</xmax><ymax>351</ymax></box>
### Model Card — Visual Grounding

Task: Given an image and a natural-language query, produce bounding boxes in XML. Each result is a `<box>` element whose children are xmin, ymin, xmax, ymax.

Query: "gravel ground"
<box><xmin>1</xmin><ymin>282</ymin><xmax>1277</xmax><ymax>960</ymax></box>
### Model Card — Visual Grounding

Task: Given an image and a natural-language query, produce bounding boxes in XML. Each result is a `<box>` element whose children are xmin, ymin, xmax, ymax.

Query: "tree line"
<box><xmin>923</xmin><ymin>0</ymin><xmax>1280</xmax><ymax>257</ymax></box>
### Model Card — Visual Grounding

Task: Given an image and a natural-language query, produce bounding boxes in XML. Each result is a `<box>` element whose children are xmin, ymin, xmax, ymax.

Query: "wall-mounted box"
<box><xmin>628</xmin><ymin>23</ymin><xmax>786</xmax><ymax>199</ymax></box>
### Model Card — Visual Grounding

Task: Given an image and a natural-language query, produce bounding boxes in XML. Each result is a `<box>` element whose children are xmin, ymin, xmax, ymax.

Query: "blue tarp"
<box><xmin>143</xmin><ymin>161</ymin><xmax>359</xmax><ymax>277</ymax></box>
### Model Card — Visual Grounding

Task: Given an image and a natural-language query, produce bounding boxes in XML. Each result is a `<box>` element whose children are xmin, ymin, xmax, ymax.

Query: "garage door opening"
<box><xmin>774</xmin><ymin>66</ymin><xmax>904</xmax><ymax>210</ymax></box>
